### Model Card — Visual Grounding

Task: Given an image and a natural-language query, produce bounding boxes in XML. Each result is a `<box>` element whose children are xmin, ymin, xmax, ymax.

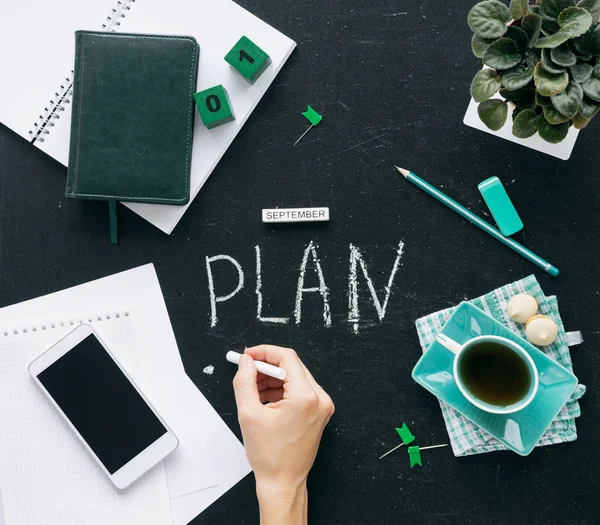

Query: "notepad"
<box><xmin>0</xmin><ymin>265</ymin><xmax>251</xmax><ymax>525</ymax></box>
<box><xmin>0</xmin><ymin>315</ymin><xmax>174</xmax><ymax>525</ymax></box>
<box><xmin>0</xmin><ymin>0</ymin><xmax>296</xmax><ymax>234</ymax></box>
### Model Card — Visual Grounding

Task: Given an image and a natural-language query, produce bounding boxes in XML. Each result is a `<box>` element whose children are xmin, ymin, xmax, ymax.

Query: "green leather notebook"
<box><xmin>66</xmin><ymin>31</ymin><xmax>200</xmax><ymax>204</ymax></box>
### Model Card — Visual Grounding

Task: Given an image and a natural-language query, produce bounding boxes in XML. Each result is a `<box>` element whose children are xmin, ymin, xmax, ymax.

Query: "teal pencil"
<box><xmin>395</xmin><ymin>167</ymin><xmax>559</xmax><ymax>277</ymax></box>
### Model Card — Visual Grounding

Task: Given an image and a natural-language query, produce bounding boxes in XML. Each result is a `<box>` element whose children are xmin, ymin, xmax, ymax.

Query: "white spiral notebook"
<box><xmin>0</xmin><ymin>0</ymin><xmax>295</xmax><ymax>234</ymax></box>
<box><xmin>0</xmin><ymin>265</ymin><xmax>251</xmax><ymax>525</ymax></box>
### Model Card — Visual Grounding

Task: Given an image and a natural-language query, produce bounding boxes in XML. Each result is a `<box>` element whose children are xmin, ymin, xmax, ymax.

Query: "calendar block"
<box><xmin>224</xmin><ymin>36</ymin><xmax>271</xmax><ymax>84</ymax></box>
<box><xmin>193</xmin><ymin>85</ymin><xmax>235</xmax><ymax>129</ymax></box>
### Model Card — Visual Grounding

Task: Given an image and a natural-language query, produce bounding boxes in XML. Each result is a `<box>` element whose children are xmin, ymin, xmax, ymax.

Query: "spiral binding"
<box><xmin>1</xmin><ymin>311</ymin><xmax>130</xmax><ymax>337</ymax></box>
<box><xmin>28</xmin><ymin>0</ymin><xmax>136</xmax><ymax>144</ymax></box>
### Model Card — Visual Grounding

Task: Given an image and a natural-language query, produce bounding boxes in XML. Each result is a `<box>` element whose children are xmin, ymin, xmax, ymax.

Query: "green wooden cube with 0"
<box><xmin>224</xmin><ymin>36</ymin><xmax>271</xmax><ymax>84</ymax></box>
<box><xmin>193</xmin><ymin>85</ymin><xmax>235</xmax><ymax>129</ymax></box>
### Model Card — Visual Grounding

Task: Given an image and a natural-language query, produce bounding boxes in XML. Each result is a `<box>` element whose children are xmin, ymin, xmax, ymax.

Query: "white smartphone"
<box><xmin>29</xmin><ymin>324</ymin><xmax>178</xmax><ymax>489</ymax></box>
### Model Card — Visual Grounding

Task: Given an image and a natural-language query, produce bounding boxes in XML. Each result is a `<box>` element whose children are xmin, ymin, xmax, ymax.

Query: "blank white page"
<box><xmin>0</xmin><ymin>0</ymin><xmax>120</xmax><ymax>142</ymax></box>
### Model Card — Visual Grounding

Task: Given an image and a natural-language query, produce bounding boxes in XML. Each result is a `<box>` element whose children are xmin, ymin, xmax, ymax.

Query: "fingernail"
<box><xmin>239</xmin><ymin>354</ymin><xmax>250</xmax><ymax>368</ymax></box>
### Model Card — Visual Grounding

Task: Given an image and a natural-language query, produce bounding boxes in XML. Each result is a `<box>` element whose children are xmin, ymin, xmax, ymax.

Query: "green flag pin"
<box><xmin>396</xmin><ymin>423</ymin><xmax>415</xmax><ymax>445</ymax></box>
<box><xmin>294</xmin><ymin>106</ymin><xmax>323</xmax><ymax>146</ymax></box>
<box><xmin>408</xmin><ymin>444</ymin><xmax>449</xmax><ymax>468</ymax></box>
<box><xmin>378</xmin><ymin>423</ymin><xmax>416</xmax><ymax>460</ymax></box>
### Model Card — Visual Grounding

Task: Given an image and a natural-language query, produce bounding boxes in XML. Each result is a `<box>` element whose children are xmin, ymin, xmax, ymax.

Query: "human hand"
<box><xmin>232</xmin><ymin>345</ymin><xmax>334</xmax><ymax>524</ymax></box>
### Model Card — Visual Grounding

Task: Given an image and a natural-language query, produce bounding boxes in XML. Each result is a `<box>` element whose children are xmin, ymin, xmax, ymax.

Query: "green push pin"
<box><xmin>408</xmin><ymin>444</ymin><xmax>449</xmax><ymax>468</ymax></box>
<box><xmin>294</xmin><ymin>106</ymin><xmax>323</xmax><ymax>146</ymax></box>
<box><xmin>378</xmin><ymin>423</ymin><xmax>415</xmax><ymax>460</ymax></box>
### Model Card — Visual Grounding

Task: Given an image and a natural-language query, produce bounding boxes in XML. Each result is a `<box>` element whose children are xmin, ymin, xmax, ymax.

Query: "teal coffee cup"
<box><xmin>436</xmin><ymin>334</ymin><xmax>539</xmax><ymax>415</ymax></box>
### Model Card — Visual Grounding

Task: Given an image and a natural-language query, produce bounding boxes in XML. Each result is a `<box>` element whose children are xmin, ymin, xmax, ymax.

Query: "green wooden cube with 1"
<box><xmin>194</xmin><ymin>85</ymin><xmax>235</xmax><ymax>129</ymax></box>
<box><xmin>224</xmin><ymin>36</ymin><xmax>271</xmax><ymax>84</ymax></box>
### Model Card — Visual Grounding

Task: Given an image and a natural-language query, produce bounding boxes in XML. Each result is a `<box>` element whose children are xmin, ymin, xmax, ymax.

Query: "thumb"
<box><xmin>233</xmin><ymin>354</ymin><xmax>261</xmax><ymax>413</ymax></box>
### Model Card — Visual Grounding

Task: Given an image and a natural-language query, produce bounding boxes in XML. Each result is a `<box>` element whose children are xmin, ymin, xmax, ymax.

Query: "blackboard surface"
<box><xmin>1</xmin><ymin>1</ymin><xmax>599</xmax><ymax>523</ymax></box>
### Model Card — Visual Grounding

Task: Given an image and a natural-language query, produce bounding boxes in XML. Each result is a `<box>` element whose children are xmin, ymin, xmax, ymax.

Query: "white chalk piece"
<box><xmin>262</xmin><ymin>207</ymin><xmax>330</xmax><ymax>223</ymax></box>
<box><xmin>226</xmin><ymin>351</ymin><xmax>288</xmax><ymax>381</ymax></box>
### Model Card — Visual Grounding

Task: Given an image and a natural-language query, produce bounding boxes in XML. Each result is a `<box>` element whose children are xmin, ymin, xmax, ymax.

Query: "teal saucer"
<box><xmin>412</xmin><ymin>302</ymin><xmax>578</xmax><ymax>456</ymax></box>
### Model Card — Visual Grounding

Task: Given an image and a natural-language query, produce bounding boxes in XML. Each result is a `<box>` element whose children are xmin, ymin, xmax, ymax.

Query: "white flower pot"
<box><xmin>464</xmin><ymin>97</ymin><xmax>580</xmax><ymax>161</ymax></box>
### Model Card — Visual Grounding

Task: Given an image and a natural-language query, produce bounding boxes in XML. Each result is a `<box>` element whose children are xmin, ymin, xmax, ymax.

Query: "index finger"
<box><xmin>245</xmin><ymin>345</ymin><xmax>312</xmax><ymax>392</ymax></box>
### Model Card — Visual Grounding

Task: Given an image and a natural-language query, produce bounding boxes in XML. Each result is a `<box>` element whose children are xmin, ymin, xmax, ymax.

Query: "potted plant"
<box><xmin>466</xmin><ymin>0</ymin><xmax>600</xmax><ymax>146</ymax></box>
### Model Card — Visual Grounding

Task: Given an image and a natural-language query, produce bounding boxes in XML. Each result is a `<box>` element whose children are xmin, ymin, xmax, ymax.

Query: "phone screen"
<box><xmin>37</xmin><ymin>334</ymin><xmax>167</xmax><ymax>474</ymax></box>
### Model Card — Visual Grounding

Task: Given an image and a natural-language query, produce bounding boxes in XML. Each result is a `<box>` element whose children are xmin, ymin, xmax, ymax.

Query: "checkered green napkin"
<box><xmin>415</xmin><ymin>275</ymin><xmax>586</xmax><ymax>457</ymax></box>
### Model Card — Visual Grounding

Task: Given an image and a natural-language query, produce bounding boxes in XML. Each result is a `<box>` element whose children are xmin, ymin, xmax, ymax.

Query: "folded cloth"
<box><xmin>415</xmin><ymin>275</ymin><xmax>586</xmax><ymax>457</ymax></box>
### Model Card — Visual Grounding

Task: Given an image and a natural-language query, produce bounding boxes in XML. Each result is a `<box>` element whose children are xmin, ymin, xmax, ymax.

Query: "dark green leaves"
<box><xmin>542</xmin><ymin>48</ymin><xmax>566</xmax><ymax>72</ymax></box>
<box><xmin>483</xmin><ymin>38</ymin><xmax>522</xmax><ymax>69</ymax></box>
<box><xmin>469</xmin><ymin>1</ymin><xmax>512</xmax><ymax>38</ymax></box>
<box><xmin>537</xmin><ymin>115</ymin><xmax>571</xmax><ymax>142</ymax></box>
<box><xmin>558</xmin><ymin>6</ymin><xmax>594</xmax><ymax>36</ymax></box>
<box><xmin>522</xmin><ymin>13</ymin><xmax>544</xmax><ymax>46</ymax></box>
<box><xmin>540</xmin><ymin>0</ymin><xmax>576</xmax><ymax>31</ymax></box>
<box><xmin>510</xmin><ymin>0</ymin><xmax>529</xmax><ymax>20</ymax></box>
<box><xmin>578</xmin><ymin>0</ymin><xmax>600</xmax><ymax>24</ymax></box>
<box><xmin>573</xmin><ymin>111</ymin><xmax>590</xmax><ymax>127</ymax></box>
<box><xmin>536</xmin><ymin>2</ymin><xmax>591</xmax><ymax>46</ymax></box>
<box><xmin>582</xmin><ymin>64</ymin><xmax>600</xmax><ymax>100</ymax></box>
<box><xmin>511</xmin><ymin>0</ymin><xmax>530</xmax><ymax>19</ymax></box>
<box><xmin>536</xmin><ymin>91</ymin><xmax>554</xmax><ymax>105</ymax></box>
<box><xmin>466</xmin><ymin>0</ymin><xmax>598</xmax><ymax>144</ymax></box>
<box><xmin>513</xmin><ymin>109</ymin><xmax>539</xmax><ymax>137</ymax></box>
<box><xmin>502</xmin><ymin>64</ymin><xmax>536</xmax><ymax>90</ymax></box>
<box><xmin>500</xmin><ymin>87</ymin><xmax>526</xmax><ymax>101</ymax></box>
<box><xmin>544</xmin><ymin>105</ymin><xmax>572</xmax><ymax>122</ymax></box>
<box><xmin>534</xmin><ymin>62</ymin><xmax>569</xmax><ymax>95</ymax></box>
<box><xmin>471</xmin><ymin>69</ymin><xmax>503</xmax><ymax>101</ymax></box>
<box><xmin>535</xmin><ymin>31</ymin><xmax>572</xmax><ymax>47</ymax></box>
<box><xmin>516</xmin><ymin>88</ymin><xmax>538</xmax><ymax>109</ymax></box>
<box><xmin>500</xmin><ymin>87</ymin><xmax>537</xmax><ymax>109</ymax></box>
<box><xmin>571</xmin><ymin>62</ymin><xmax>593</xmax><ymax>82</ymax></box>
<box><xmin>472</xmin><ymin>34</ymin><xmax>495</xmax><ymax>57</ymax></box>
<box><xmin>506</xmin><ymin>26</ymin><xmax>530</xmax><ymax>51</ymax></box>
<box><xmin>478</xmin><ymin>99</ymin><xmax>509</xmax><ymax>130</ymax></box>
<box><xmin>572</xmin><ymin>23</ymin><xmax>600</xmax><ymax>54</ymax></box>
<box><xmin>551</xmin><ymin>80</ymin><xmax>584</xmax><ymax>116</ymax></box>
<box><xmin>550</xmin><ymin>44</ymin><xmax>577</xmax><ymax>65</ymax></box>
<box><xmin>579</xmin><ymin>95</ymin><xmax>600</xmax><ymax>117</ymax></box>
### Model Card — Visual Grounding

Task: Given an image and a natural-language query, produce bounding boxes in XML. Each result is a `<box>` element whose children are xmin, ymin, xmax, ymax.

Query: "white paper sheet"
<box><xmin>0</xmin><ymin>0</ymin><xmax>295</xmax><ymax>234</ymax></box>
<box><xmin>164</xmin><ymin>377</ymin><xmax>251</xmax><ymax>510</ymax></box>
<box><xmin>0</xmin><ymin>318</ymin><xmax>173</xmax><ymax>525</ymax></box>
<box><xmin>463</xmin><ymin>97</ymin><xmax>579</xmax><ymax>160</ymax></box>
<box><xmin>0</xmin><ymin>265</ymin><xmax>251</xmax><ymax>525</ymax></box>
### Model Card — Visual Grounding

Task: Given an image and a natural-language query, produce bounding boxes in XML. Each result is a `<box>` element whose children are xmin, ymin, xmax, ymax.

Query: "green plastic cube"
<box><xmin>193</xmin><ymin>85</ymin><xmax>235</xmax><ymax>129</ymax></box>
<box><xmin>224</xmin><ymin>36</ymin><xmax>271</xmax><ymax>84</ymax></box>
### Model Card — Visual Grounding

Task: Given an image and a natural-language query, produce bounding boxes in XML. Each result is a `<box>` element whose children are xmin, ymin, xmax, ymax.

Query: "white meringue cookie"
<box><xmin>507</xmin><ymin>294</ymin><xmax>539</xmax><ymax>324</ymax></box>
<box><xmin>525</xmin><ymin>315</ymin><xmax>558</xmax><ymax>346</ymax></box>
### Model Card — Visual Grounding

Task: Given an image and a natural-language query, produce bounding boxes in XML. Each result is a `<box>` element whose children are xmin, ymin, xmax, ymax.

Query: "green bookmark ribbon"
<box><xmin>302</xmin><ymin>106</ymin><xmax>323</xmax><ymax>126</ymax></box>
<box><xmin>108</xmin><ymin>199</ymin><xmax>118</xmax><ymax>245</ymax></box>
<box><xmin>408</xmin><ymin>446</ymin><xmax>422</xmax><ymax>468</ymax></box>
<box><xmin>395</xmin><ymin>423</ymin><xmax>415</xmax><ymax>445</ymax></box>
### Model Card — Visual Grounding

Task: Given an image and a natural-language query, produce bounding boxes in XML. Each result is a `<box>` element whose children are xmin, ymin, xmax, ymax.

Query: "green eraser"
<box><xmin>224</xmin><ymin>36</ymin><xmax>271</xmax><ymax>84</ymax></box>
<box><xmin>478</xmin><ymin>177</ymin><xmax>523</xmax><ymax>236</ymax></box>
<box><xmin>193</xmin><ymin>85</ymin><xmax>235</xmax><ymax>129</ymax></box>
